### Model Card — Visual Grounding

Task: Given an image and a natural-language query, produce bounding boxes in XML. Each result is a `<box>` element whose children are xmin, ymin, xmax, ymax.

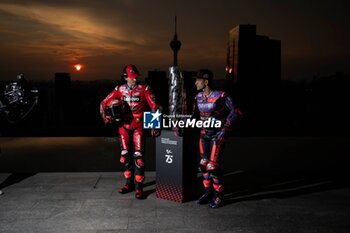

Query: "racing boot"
<box><xmin>118</xmin><ymin>171</ymin><xmax>134</xmax><ymax>194</ymax></box>
<box><xmin>209</xmin><ymin>191</ymin><xmax>223</xmax><ymax>209</ymax></box>
<box><xmin>196</xmin><ymin>187</ymin><xmax>213</xmax><ymax>204</ymax></box>
<box><xmin>135</xmin><ymin>187</ymin><xmax>144</xmax><ymax>199</ymax></box>
<box><xmin>135</xmin><ymin>175</ymin><xmax>144</xmax><ymax>199</ymax></box>
<box><xmin>118</xmin><ymin>178</ymin><xmax>134</xmax><ymax>194</ymax></box>
<box><xmin>197</xmin><ymin>178</ymin><xmax>213</xmax><ymax>204</ymax></box>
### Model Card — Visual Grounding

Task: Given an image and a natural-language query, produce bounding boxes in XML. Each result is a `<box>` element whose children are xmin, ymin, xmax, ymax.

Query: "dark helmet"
<box><xmin>105</xmin><ymin>99</ymin><xmax>124</xmax><ymax>125</ymax></box>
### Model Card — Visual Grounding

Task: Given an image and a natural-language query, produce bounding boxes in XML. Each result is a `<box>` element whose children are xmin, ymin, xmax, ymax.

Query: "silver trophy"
<box><xmin>168</xmin><ymin>66</ymin><xmax>185</xmax><ymax>121</ymax></box>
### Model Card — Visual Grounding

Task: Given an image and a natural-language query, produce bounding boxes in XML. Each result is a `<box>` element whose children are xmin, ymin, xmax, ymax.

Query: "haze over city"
<box><xmin>0</xmin><ymin>0</ymin><xmax>349</xmax><ymax>81</ymax></box>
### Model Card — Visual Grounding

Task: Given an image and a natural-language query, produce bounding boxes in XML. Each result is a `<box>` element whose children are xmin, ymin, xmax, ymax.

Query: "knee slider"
<box><xmin>120</xmin><ymin>150</ymin><xmax>128</xmax><ymax>164</ymax></box>
<box><xmin>198</xmin><ymin>158</ymin><xmax>209</xmax><ymax>173</ymax></box>
<box><xmin>206</xmin><ymin>161</ymin><xmax>219</xmax><ymax>171</ymax></box>
<box><xmin>134</xmin><ymin>151</ymin><xmax>144</xmax><ymax>168</ymax></box>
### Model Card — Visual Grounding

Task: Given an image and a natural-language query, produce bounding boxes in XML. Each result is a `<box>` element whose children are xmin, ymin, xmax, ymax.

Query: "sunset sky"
<box><xmin>0</xmin><ymin>0</ymin><xmax>349</xmax><ymax>81</ymax></box>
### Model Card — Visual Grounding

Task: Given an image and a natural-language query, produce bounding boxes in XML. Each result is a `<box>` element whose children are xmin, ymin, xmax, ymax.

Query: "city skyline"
<box><xmin>0</xmin><ymin>0</ymin><xmax>349</xmax><ymax>81</ymax></box>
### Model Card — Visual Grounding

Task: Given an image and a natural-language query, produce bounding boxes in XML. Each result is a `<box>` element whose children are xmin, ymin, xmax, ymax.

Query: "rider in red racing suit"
<box><xmin>100</xmin><ymin>64</ymin><xmax>160</xmax><ymax>199</ymax></box>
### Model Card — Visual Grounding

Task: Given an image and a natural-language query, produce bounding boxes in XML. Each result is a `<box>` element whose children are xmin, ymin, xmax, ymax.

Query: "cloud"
<box><xmin>0</xmin><ymin>3</ymin><xmax>146</xmax><ymax>63</ymax></box>
<box><xmin>1</xmin><ymin>0</ymin><xmax>349</xmax><ymax>81</ymax></box>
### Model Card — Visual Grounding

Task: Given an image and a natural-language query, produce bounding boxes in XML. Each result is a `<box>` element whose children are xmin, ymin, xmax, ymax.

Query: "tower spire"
<box><xmin>175</xmin><ymin>15</ymin><xmax>177</xmax><ymax>35</ymax></box>
<box><xmin>170</xmin><ymin>15</ymin><xmax>181</xmax><ymax>66</ymax></box>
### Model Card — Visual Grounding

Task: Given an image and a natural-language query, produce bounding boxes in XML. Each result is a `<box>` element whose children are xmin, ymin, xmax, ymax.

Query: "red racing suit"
<box><xmin>100</xmin><ymin>83</ymin><xmax>159</xmax><ymax>185</ymax></box>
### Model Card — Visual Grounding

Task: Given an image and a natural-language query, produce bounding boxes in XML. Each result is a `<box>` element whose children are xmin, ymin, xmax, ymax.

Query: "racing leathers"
<box><xmin>100</xmin><ymin>83</ymin><xmax>159</xmax><ymax>196</ymax></box>
<box><xmin>193</xmin><ymin>90</ymin><xmax>239</xmax><ymax>207</ymax></box>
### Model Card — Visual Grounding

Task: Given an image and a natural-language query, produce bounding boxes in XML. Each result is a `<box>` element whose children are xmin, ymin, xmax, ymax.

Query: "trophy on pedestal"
<box><xmin>155</xmin><ymin>17</ymin><xmax>197</xmax><ymax>202</ymax></box>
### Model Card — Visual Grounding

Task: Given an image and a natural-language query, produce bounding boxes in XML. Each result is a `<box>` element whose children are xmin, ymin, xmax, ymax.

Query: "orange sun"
<box><xmin>74</xmin><ymin>64</ymin><xmax>83</xmax><ymax>71</ymax></box>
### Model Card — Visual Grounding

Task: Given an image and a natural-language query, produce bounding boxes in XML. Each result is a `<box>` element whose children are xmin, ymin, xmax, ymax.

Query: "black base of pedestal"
<box><xmin>155</xmin><ymin>129</ymin><xmax>198</xmax><ymax>202</ymax></box>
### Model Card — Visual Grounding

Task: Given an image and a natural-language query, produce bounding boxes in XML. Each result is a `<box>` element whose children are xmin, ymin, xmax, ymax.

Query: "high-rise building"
<box><xmin>226</xmin><ymin>25</ymin><xmax>281</xmax><ymax>86</ymax></box>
